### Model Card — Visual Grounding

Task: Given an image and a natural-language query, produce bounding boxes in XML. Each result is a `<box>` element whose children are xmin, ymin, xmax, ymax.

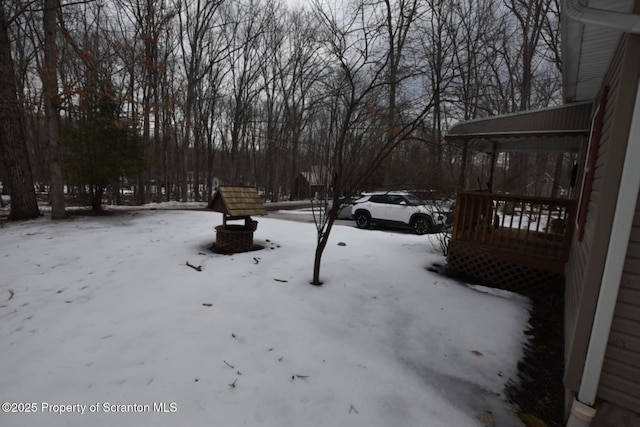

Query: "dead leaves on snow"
<box><xmin>216</xmin><ymin>325</ymin><xmax>362</xmax><ymax>416</ymax></box>
<box><xmin>221</xmin><ymin>335</ymin><xmax>315</xmax><ymax>392</ymax></box>
<box><xmin>517</xmin><ymin>411</ymin><xmax>549</xmax><ymax>427</ymax></box>
<box><xmin>477</xmin><ymin>411</ymin><xmax>496</xmax><ymax>426</ymax></box>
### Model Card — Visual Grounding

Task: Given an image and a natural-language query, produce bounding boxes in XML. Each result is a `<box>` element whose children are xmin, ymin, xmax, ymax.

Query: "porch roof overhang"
<box><xmin>563</xmin><ymin>0</ymin><xmax>638</xmax><ymax>103</ymax></box>
<box><xmin>445</xmin><ymin>102</ymin><xmax>593</xmax><ymax>153</ymax></box>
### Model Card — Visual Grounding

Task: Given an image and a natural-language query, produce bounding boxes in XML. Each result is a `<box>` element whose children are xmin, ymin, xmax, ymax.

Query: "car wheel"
<box><xmin>411</xmin><ymin>216</ymin><xmax>432</xmax><ymax>235</ymax></box>
<box><xmin>354</xmin><ymin>211</ymin><xmax>371</xmax><ymax>229</ymax></box>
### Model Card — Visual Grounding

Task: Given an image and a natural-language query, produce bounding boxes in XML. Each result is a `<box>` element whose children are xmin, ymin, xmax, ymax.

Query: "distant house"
<box><xmin>293</xmin><ymin>166</ymin><xmax>330</xmax><ymax>200</ymax></box>
<box><xmin>447</xmin><ymin>2</ymin><xmax>640</xmax><ymax>426</ymax></box>
<box><xmin>186</xmin><ymin>172</ymin><xmax>221</xmax><ymax>196</ymax></box>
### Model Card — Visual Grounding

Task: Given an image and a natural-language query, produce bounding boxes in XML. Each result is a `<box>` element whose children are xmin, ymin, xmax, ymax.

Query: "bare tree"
<box><xmin>503</xmin><ymin>0</ymin><xmax>552</xmax><ymax>111</ymax></box>
<box><xmin>42</xmin><ymin>0</ymin><xmax>66</xmax><ymax>218</ymax></box>
<box><xmin>277</xmin><ymin>7</ymin><xmax>323</xmax><ymax>200</ymax></box>
<box><xmin>116</xmin><ymin>0</ymin><xmax>175</xmax><ymax>203</ymax></box>
<box><xmin>540</xmin><ymin>0</ymin><xmax>561</xmax><ymax>74</ymax></box>
<box><xmin>447</xmin><ymin>0</ymin><xmax>511</xmax><ymax>191</ymax></box>
<box><xmin>309</xmin><ymin>0</ymin><xmax>433</xmax><ymax>285</ymax></box>
<box><xmin>176</xmin><ymin>0</ymin><xmax>224</xmax><ymax>201</ymax></box>
<box><xmin>0</xmin><ymin>2</ymin><xmax>40</xmax><ymax>220</ymax></box>
<box><xmin>417</xmin><ymin>0</ymin><xmax>457</xmax><ymax>190</ymax></box>
<box><xmin>2</xmin><ymin>0</ymin><xmax>564</xmax><ymax>222</ymax></box>
<box><xmin>450</xmin><ymin>0</ymin><xmax>509</xmax><ymax>119</ymax></box>
<box><xmin>219</xmin><ymin>0</ymin><xmax>271</xmax><ymax>184</ymax></box>
<box><xmin>254</xmin><ymin>0</ymin><xmax>284</xmax><ymax>200</ymax></box>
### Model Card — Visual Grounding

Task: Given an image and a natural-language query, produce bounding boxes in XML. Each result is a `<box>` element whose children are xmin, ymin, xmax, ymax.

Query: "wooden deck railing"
<box><xmin>451</xmin><ymin>191</ymin><xmax>577</xmax><ymax>262</ymax></box>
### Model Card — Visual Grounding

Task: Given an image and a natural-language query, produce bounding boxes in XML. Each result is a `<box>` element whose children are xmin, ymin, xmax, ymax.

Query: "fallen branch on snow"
<box><xmin>186</xmin><ymin>261</ymin><xmax>202</xmax><ymax>271</ymax></box>
<box><xmin>291</xmin><ymin>374</ymin><xmax>309</xmax><ymax>381</ymax></box>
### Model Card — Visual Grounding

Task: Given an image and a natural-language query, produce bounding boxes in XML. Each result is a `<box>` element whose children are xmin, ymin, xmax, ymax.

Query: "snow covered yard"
<box><xmin>0</xmin><ymin>210</ymin><xmax>529</xmax><ymax>426</ymax></box>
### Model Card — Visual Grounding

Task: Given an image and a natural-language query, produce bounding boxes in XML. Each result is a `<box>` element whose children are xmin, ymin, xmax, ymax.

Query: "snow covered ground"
<box><xmin>0</xmin><ymin>209</ymin><xmax>529</xmax><ymax>426</ymax></box>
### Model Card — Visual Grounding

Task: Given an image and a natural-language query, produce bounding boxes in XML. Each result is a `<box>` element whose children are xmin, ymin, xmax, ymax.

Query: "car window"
<box><xmin>369</xmin><ymin>195</ymin><xmax>388</xmax><ymax>203</ymax></box>
<box><xmin>404</xmin><ymin>194</ymin><xmax>425</xmax><ymax>206</ymax></box>
<box><xmin>388</xmin><ymin>195</ymin><xmax>405</xmax><ymax>204</ymax></box>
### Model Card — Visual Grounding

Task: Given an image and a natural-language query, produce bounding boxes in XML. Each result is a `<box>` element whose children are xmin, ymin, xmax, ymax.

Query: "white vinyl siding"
<box><xmin>598</xmin><ymin>194</ymin><xmax>640</xmax><ymax>410</ymax></box>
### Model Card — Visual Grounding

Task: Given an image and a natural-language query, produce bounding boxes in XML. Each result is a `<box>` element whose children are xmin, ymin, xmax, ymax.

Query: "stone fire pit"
<box><xmin>207</xmin><ymin>186</ymin><xmax>266</xmax><ymax>254</ymax></box>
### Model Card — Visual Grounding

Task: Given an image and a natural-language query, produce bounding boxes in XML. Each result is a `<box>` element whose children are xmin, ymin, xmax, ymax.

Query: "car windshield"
<box><xmin>403</xmin><ymin>194</ymin><xmax>425</xmax><ymax>206</ymax></box>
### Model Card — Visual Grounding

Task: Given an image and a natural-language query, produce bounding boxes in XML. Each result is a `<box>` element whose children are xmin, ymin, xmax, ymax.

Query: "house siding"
<box><xmin>564</xmin><ymin>31</ymin><xmax>640</xmax><ymax>407</ymax></box>
<box><xmin>598</xmin><ymin>194</ymin><xmax>640</xmax><ymax>411</ymax></box>
<box><xmin>564</xmin><ymin>35</ymin><xmax>627</xmax><ymax>390</ymax></box>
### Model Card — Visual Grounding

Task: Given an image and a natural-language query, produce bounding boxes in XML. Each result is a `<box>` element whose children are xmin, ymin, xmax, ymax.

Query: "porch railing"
<box><xmin>451</xmin><ymin>191</ymin><xmax>577</xmax><ymax>262</ymax></box>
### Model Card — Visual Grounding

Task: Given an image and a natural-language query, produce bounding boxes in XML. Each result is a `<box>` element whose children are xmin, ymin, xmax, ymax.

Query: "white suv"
<box><xmin>351</xmin><ymin>192</ymin><xmax>446</xmax><ymax>234</ymax></box>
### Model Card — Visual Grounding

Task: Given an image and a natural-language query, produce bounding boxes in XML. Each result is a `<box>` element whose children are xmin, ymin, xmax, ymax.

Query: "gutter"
<box><xmin>564</xmin><ymin>0</ymin><xmax>640</xmax><ymax>34</ymax></box>
<box><xmin>566</xmin><ymin>77</ymin><xmax>640</xmax><ymax>426</ymax></box>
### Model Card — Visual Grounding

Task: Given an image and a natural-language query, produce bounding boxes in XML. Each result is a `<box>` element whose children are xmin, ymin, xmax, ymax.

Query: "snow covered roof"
<box><xmin>207</xmin><ymin>186</ymin><xmax>267</xmax><ymax>218</ymax></box>
<box><xmin>445</xmin><ymin>102</ymin><xmax>593</xmax><ymax>153</ymax></box>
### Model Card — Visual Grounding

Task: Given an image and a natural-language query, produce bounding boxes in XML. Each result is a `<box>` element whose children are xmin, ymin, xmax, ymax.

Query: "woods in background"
<box><xmin>0</xmin><ymin>0</ymin><xmax>562</xmax><ymax>219</ymax></box>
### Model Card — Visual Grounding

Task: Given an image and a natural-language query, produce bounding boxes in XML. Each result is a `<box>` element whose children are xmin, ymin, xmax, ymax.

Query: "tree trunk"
<box><xmin>91</xmin><ymin>186</ymin><xmax>103</xmax><ymax>212</ymax></box>
<box><xmin>311</xmin><ymin>207</ymin><xmax>338</xmax><ymax>286</ymax></box>
<box><xmin>0</xmin><ymin>5</ymin><xmax>40</xmax><ymax>220</ymax></box>
<box><xmin>43</xmin><ymin>0</ymin><xmax>66</xmax><ymax>219</ymax></box>
<box><xmin>311</xmin><ymin>241</ymin><xmax>326</xmax><ymax>285</ymax></box>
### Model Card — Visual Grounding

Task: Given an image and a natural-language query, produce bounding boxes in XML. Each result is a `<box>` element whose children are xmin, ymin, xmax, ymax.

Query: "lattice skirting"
<box><xmin>215</xmin><ymin>225</ymin><xmax>254</xmax><ymax>253</ymax></box>
<box><xmin>447</xmin><ymin>240</ymin><xmax>563</xmax><ymax>297</ymax></box>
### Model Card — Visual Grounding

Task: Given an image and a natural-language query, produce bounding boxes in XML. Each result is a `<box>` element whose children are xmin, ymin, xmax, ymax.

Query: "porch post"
<box><xmin>487</xmin><ymin>141</ymin><xmax>497</xmax><ymax>192</ymax></box>
<box><xmin>458</xmin><ymin>140</ymin><xmax>468</xmax><ymax>190</ymax></box>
